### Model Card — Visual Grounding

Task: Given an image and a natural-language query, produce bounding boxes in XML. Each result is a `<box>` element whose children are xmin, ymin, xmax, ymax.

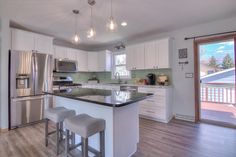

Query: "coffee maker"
<box><xmin>146</xmin><ymin>73</ymin><xmax>156</xmax><ymax>85</ymax></box>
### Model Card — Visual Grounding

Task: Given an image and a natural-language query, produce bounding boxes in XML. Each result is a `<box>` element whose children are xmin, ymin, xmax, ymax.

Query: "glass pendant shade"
<box><xmin>73</xmin><ymin>34</ymin><xmax>80</xmax><ymax>43</ymax></box>
<box><xmin>107</xmin><ymin>16</ymin><xmax>117</xmax><ymax>31</ymax></box>
<box><xmin>87</xmin><ymin>27</ymin><xmax>96</xmax><ymax>38</ymax></box>
<box><xmin>72</xmin><ymin>9</ymin><xmax>80</xmax><ymax>44</ymax></box>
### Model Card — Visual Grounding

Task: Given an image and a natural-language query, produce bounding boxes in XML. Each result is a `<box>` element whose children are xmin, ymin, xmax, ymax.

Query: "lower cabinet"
<box><xmin>138</xmin><ymin>87</ymin><xmax>173</xmax><ymax>123</ymax></box>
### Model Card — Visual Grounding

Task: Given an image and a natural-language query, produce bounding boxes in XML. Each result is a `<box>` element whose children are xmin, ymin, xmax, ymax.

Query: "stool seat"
<box><xmin>65</xmin><ymin>114</ymin><xmax>105</xmax><ymax>138</ymax></box>
<box><xmin>45</xmin><ymin>107</ymin><xmax>76</xmax><ymax>123</ymax></box>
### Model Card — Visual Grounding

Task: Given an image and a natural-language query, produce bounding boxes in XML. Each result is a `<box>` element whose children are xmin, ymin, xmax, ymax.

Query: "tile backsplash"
<box><xmin>53</xmin><ymin>69</ymin><xmax>172</xmax><ymax>85</ymax></box>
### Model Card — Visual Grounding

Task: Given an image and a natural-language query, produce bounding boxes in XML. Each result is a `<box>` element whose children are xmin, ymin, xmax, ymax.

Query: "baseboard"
<box><xmin>175</xmin><ymin>114</ymin><xmax>195</xmax><ymax>122</ymax></box>
<box><xmin>0</xmin><ymin>128</ymin><xmax>9</xmax><ymax>133</ymax></box>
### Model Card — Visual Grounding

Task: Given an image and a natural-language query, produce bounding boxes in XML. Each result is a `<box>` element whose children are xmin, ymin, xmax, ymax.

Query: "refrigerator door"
<box><xmin>34</xmin><ymin>53</ymin><xmax>53</xmax><ymax>95</ymax></box>
<box><xmin>10</xmin><ymin>50</ymin><xmax>35</xmax><ymax>98</ymax></box>
<box><xmin>10</xmin><ymin>95</ymin><xmax>53</xmax><ymax>129</ymax></box>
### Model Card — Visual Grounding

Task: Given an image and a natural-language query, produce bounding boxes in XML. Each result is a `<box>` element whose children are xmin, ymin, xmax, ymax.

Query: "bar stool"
<box><xmin>44</xmin><ymin>107</ymin><xmax>76</xmax><ymax>155</ymax></box>
<box><xmin>64</xmin><ymin>114</ymin><xmax>105</xmax><ymax>157</ymax></box>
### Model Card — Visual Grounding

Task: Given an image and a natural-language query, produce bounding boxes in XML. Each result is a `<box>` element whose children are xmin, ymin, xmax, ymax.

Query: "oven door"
<box><xmin>55</xmin><ymin>59</ymin><xmax>78</xmax><ymax>72</ymax></box>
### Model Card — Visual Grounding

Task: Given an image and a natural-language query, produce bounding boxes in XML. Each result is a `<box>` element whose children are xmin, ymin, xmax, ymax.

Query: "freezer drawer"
<box><xmin>10</xmin><ymin>95</ymin><xmax>53</xmax><ymax>129</ymax></box>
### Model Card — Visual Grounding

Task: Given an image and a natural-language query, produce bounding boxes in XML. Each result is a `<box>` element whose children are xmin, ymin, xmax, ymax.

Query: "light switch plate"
<box><xmin>185</xmin><ymin>73</ymin><xmax>193</xmax><ymax>78</ymax></box>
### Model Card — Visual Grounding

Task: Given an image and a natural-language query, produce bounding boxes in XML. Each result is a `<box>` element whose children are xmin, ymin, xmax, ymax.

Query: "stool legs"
<box><xmin>45</xmin><ymin>119</ymin><xmax>49</xmax><ymax>147</ymax></box>
<box><xmin>71</xmin><ymin>132</ymin><xmax>75</xmax><ymax>146</ymax></box>
<box><xmin>59</xmin><ymin>122</ymin><xmax>63</xmax><ymax>141</ymax></box>
<box><xmin>100</xmin><ymin>130</ymin><xmax>105</xmax><ymax>157</ymax></box>
<box><xmin>65</xmin><ymin>129</ymin><xmax>70</xmax><ymax>156</ymax></box>
<box><xmin>56</xmin><ymin>122</ymin><xmax>60</xmax><ymax>155</ymax></box>
<box><xmin>82</xmin><ymin>137</ymin><xmax>88</xmax><ymax>157</ymax></box>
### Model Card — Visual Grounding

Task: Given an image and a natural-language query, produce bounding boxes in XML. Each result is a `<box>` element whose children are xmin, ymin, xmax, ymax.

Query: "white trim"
<box><xmin>111</xmin><ymin>51</ymin><xmax>131</xmax><ymax>79</ymax></box>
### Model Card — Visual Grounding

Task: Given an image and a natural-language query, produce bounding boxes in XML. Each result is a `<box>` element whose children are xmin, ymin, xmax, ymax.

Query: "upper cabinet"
<box><xmin>34</xmin><ymin>34</ymin><xmax>53</xmax><ymax>54</ymax></box>
<box><xmin>53</xmin><ymin>45</ymin><xmax>67</xmax><ymax>59</ymax></box>
<box><xmin>144</xmin><ymin>40</ymin><xmax>158</xmax><ymax>69</ymax></box>
<box><xmin>87</xmin><ymin>52</ymin><xmax>99</xmax><ymax>72</ymax></box>
<box><xmin>127</xmin><ymin>38</ymin><xmax>172</xmax><ymax>70</ymax></box>
<box><xmin>126</xmin><ymin>43</ymin><xmax>145</xmax><ymax>70</ymax></box>
<box><xmin>157</xmin><ymin>38</ymin><xmax>171</xmax><ymax>69</ymax></box>
<box><xmin>87</xmin><ymin>51</ymin><xmax>111</xmax><ymax>72</ymax></box>
<box><xmin>11</xmin><ymin>29</ymin><xmax>35</xmax><ymax>51</ymax></box>
<box><xmin>98</xmin><ymin>51</ymin><xmax>112</xmax><ymax>72</ymax></box>
<box><xmin>77</xmin><ymin>50</ymin><xmax>88</xmax><ymax>72</ymax></box>
<box><xmin>11</xmin><ymin>28</ymin><xmax>53</xmax><ymax>54</ymax></box>
<box><xmin>53</xmin><ymin>45</ymin><xmax>111</xmax><ymax>72</ymax></box>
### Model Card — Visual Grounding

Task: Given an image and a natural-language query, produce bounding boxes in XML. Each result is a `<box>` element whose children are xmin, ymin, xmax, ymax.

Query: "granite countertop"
<box><xmin>45</xmin><ymin>88</ymin><xmax>153</xmax><ymax>107</ymax></box>
<box><xmin>82</xmin><ymin>83</ymin><xmax>173</xmax><ymax>88</ymax></box>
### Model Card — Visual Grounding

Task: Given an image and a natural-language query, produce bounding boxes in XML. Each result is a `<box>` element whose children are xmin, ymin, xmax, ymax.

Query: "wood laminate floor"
<box><xmin>0</xmin><ymin>118</ymin><xmax>236</xmax><ymax>157</ymax></box>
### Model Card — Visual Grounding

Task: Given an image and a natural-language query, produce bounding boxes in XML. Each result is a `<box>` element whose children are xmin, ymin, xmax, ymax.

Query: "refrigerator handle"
<box><xmin>33</xmin><ymin>53</ymin><xmax>37</xmax><ymax>95</ymax></box>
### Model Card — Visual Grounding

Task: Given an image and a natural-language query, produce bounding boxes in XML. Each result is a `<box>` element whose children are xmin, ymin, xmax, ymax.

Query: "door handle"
<box><xmin>12</xmin><ymin>95</ymin><xmax>44</xmax><ymax>102</ymax></box>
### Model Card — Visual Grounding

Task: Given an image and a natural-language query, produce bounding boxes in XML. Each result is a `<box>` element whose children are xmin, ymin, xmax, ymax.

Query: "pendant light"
<box><xmin>87</xmin><ymin>6</ymin><xmax>96</xmax><ymax>39</ymax></box>
<box><xmin>72</xmin><ymin>9</ymin><xmax>81</xmax><ymax>44</ymax></box>
<box><xmin>107</xmin><ymin>0</ymin><xmax>117</xmax><ymax>32</ymax></box>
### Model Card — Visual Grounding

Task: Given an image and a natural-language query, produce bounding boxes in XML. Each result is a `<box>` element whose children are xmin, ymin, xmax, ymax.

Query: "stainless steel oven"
<box><xmin>54</xmin><ymin>59</ymin><xmax>78</xmax><ymax>73</ymax></box>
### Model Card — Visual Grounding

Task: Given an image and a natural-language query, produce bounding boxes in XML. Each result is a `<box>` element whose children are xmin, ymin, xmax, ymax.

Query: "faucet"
<box><xmin>114</xmin><ymin>72</ymin><xmax>122</xmax><ymax>84</ymax></box>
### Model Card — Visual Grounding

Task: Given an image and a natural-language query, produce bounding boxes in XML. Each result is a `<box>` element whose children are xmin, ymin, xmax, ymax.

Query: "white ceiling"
<box><xmin>2</xmin><ymin>0</ymin><xmax>236</xmax><ymax>49</ymax></box>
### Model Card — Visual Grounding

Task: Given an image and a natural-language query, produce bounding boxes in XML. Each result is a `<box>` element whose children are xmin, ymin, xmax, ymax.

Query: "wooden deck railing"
<box><xmin>201</xmin><ymin>84</ymin><xmax>235</xmax><ymax>104</ymax></box>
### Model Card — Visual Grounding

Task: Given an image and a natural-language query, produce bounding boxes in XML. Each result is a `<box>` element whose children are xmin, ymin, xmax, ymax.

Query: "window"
<box><xmin>112</xmin><ymin>52</ymin><xmax>131</xmax><ymax>79</ymax></box>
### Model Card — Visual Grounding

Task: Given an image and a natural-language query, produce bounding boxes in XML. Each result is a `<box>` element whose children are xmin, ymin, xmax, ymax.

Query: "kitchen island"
<box><xmin>45</xmin><ymin>88</ymin><xmax>152</xmax><ymax>157</ymax></box>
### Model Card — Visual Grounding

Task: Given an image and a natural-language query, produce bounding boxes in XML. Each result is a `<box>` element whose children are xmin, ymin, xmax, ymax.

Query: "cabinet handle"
<box><xmin>146</xmin><ymin>110</ymin><xmax>155</xmax><ymax>113</ymax></box>
<box><xmin>146</xmin><ymin>99</ymin><xmax>155</xmax><ymax>102</ymax></box>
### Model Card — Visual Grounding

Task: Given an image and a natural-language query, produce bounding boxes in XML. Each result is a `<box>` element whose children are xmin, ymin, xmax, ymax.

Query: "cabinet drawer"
<box><xmin>140</xmin><ymin>107</ymin><xmax>166</xmax><ymax>119</ymax></box>
<box><xmin>138</xmin><ymin>87</ymin><xmax>166</xmax><ymax>95</ymax></box>
<box><xmin>139</xmin><ymin>98</ymin><xmax>165</xmax><ymax>107</ymax></box>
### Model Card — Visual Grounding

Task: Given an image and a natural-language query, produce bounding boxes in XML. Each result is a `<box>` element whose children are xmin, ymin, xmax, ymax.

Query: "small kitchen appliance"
<box><xmin>146</xmin><ymin>73</ymin><xmax>156</xmax><ymax>85</ymax></box>
<box><xmin>157</xmin><ymin>74</ymin><xmax>169</xmax><ymax>86</ymax></box>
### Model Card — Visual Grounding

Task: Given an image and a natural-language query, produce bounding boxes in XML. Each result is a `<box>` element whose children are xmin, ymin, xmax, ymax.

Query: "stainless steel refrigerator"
<box><xmin>9</xmin><ymin>50</ymin><xmax>53</xmax><ymax>129</ymax></box>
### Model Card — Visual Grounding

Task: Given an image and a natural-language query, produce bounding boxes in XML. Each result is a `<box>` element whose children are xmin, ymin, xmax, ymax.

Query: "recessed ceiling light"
<box><xmin>121</xmin><ymin>22</ymin><xmax>127</xmax><ymax>27</ymax></box>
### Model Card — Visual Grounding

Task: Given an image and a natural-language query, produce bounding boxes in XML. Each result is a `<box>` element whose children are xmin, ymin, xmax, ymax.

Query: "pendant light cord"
<box><xmin>111</xmin><ymin>0</ymin><xmax>113</xmax><ymax>17</ymax></box>
<box><xmin>75</xmin><ymin>12</ymin><xmax>78</xmax><ymax>35</ymax></box>
<box><xmin>90</xmin><ymin>6</ymin><xmax>93</xmax><ymax>27</ymax></box>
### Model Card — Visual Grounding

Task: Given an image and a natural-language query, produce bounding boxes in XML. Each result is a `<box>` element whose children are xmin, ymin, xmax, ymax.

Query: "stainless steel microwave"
<box><xmin>54</xmin><ymin>59</ymin><xmax>78</xmax><ymax>72</ymax></box>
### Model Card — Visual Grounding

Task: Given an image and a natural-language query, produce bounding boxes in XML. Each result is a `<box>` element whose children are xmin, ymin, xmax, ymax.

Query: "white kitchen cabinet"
<box><xmin>127</xmin><ymin>38</ymin><xmax>171</xmax><ymax>70</ymax></box>
<box><xmin>138</xmin><ymin>87</ymin><xmax>173</xmax><ymax>123</ymax></box>
<box><xmin>145</xmin><ymin>38</ymin><xmax>171</xmax><ymax>69</ymax></box>
<box><xmin>11</xmin><ymin>29</ymin><xmax>35</xmax><ymax>51</ymax></box>
<box><xmin>34</xmin><ymin>34</ymin><xmax>53</xmax><ymax>54</ymax></box>
<box><xmin>157</xmin><ymin>38</ymin><xmax>171</xmax><ymax>68</ymax></box>
<box><xmin>77</xmin><ymin>50</ymin><xmax>88</xmax><ymax>71</ymax></box>
<box><xmin>67</xmin><ymin>48</ymin><xmax>78</xmax><ymax>60</ymax></box>
<box><xmin>144</xmin><ymin>40</ymin><xmax>157</xmax><ymax>69</ymax></box>
<box><xmin>87</xmin><ymin>52</ymin><xmax>99</xmax><ymax>72</ymax></box>
<box><xmin>11</xmin><ymin>28</ymin><xmax>53</xmax><ymax>54</ymax></box>
<box><xmin>126</xmin><ymin>43</ymin><xmax>145</xmax><ymax>70</ymax></box>
<box><xmin>98</xmin><ymin>50</ymin><xmax>112</xmax><ymax>72</ymax></box>
<box><xmin>53</xmin><ymin>45</ymin><xmax>67</xmax><ymax>59</ymax></box>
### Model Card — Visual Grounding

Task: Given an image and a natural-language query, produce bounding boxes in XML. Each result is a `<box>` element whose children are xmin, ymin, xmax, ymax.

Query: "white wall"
<box><xmin>127</xmin><ymin>16</ymin><xmax>236</xmax><ymax>120</ymax></box>
<box><xmin>0</xmin><ymin>1</ymin><xmax>11</xmax><ymax>129</ymax></box>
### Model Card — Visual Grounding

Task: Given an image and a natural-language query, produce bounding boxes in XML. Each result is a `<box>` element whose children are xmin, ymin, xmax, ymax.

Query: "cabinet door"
<box><xmin>126</xmin><ymin>45</ymin><xmax>135</xmax><ymax>70</ymax></box>
<box><xmin>145</xmin><ymin>40</ymin><xmax>157</xmax><ymax>69</ymax></box>
<box><xmin>98</xmin><ymin>51</ymin><xmax>111</xmax><ymax>72</ymax></box>
<box><xmin>77</xmin><ymin>50</ymin><xmax>88</xmax><ymax>71</ymax></box>
<box><xmin>157</xmin><ymin>38</ymin><xmax>170</xmax><ymax>69</ymax></box>
<box><xmin>34</xmin><ymin>34</ymin><xmax>53</xmax><ymax>54</ymax></box>
<box><xmin>135</xmin><ymin>43</ymin><xmax>145</xmax><ymax>70</ymax></box>
<box><xmin>53</xmin><ymin>46</ymin><xmax>67</xmax><ymax>59</ymax></box>
<box><xmin>87</xmin><ymin>52</ymin><xmax>99</xmax><ymax>72</ymax></box>
<box><xmin>11</xmin><ymin>29</ymin><xmax>35</xmax><ymax>51</ymax></box>
<box><xmin>66</xmin><ymin>48</ymin><xmax>77</xmax><ymax>60</ymax></box>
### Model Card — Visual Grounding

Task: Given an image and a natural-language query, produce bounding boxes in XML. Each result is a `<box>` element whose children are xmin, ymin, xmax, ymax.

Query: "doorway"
<box><xmin>195</xmin><ymin>35</ymin><xmax>236</xmax><ymax>127</ymax></box>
